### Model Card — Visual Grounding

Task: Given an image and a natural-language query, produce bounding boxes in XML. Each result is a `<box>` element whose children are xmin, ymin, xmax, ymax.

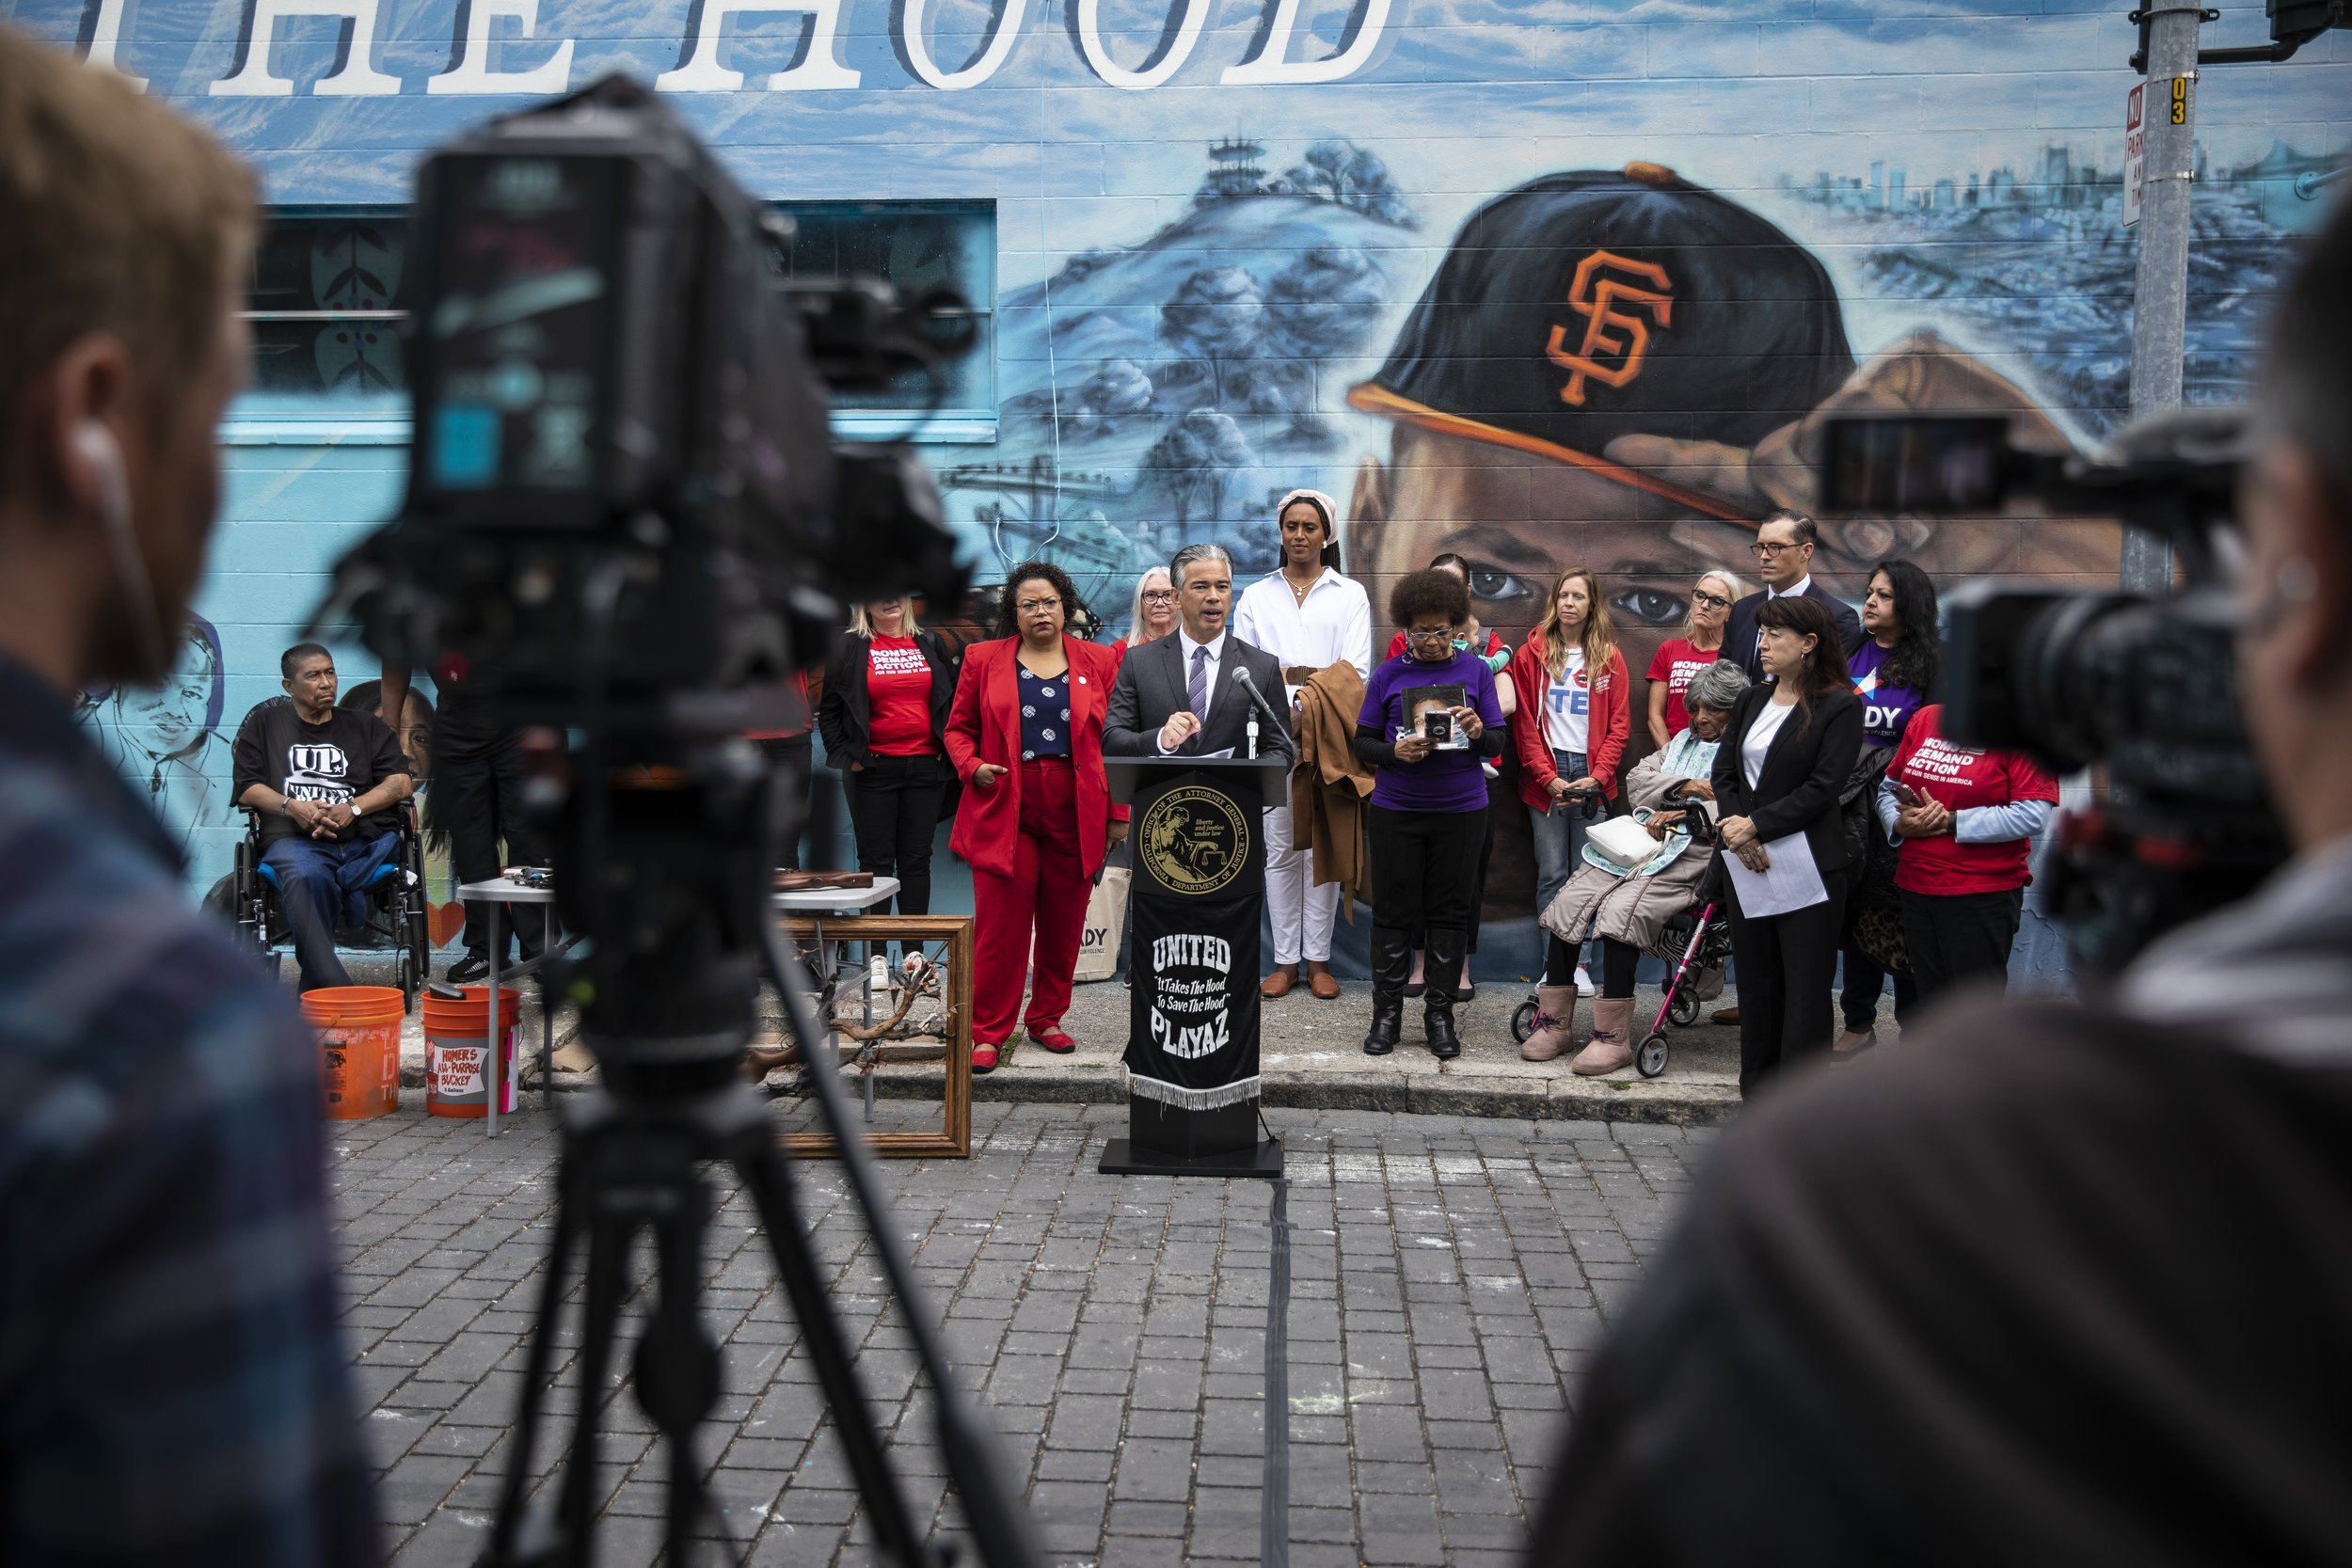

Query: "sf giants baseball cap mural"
<box><xmin>1346</xmin><ymin>164</ymin><xmax>2122</xmax><ymax>650</ymax></box>
<box><xmin>1349</xmin><ymin>163</ymin><xmax>1856</xmax><ymax>519</ymax></box>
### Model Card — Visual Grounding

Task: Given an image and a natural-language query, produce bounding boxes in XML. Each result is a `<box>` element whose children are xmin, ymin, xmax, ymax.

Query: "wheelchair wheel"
<box><xmin>1510</xmin><ymin>998</ymin><xmax>1539</xmax><ymax>1044</ymax></box>
<box><xmin>1635</xmin><ymin>1031</ymin><xmax>1670</xmax><ymax>1078</ymax></box>
<box><xmin>1668</xmin><ymin>990</ymin><xmax>1700</xmax><ymax>1028</ymax></box>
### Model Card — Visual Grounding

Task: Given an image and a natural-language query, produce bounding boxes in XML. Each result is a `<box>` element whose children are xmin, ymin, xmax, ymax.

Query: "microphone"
<box><xmin>1232</xmin><ymin>666</ymin><xmax>1296</xmax><ymax>758</ymax></box>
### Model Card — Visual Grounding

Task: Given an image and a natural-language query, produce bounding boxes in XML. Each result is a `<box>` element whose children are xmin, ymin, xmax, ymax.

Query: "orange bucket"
<box><xmin>302</xmin><ymin>986</ymin><xmax>403</xmax><ymax>1120</ymax></box>
<box><xmin>421</xmin><ymin>986</ymin><xmax>522</xmax><ymax>1117</ymax></box>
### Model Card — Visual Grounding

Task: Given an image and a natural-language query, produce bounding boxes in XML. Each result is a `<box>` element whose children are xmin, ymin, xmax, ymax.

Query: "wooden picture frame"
<box><xmin>777</xmin><ymin>913</ymin><xmax>972</xmax><ymax>1160</ymax></box>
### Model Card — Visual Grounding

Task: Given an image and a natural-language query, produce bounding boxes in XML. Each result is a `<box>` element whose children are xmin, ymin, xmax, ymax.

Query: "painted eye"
<box><xmin>1611</xmin><ymin>586</ymin><xmax>1687</xmax><ymax>627</ymax></box>
<box><xmin>1463</xmin><ymin>564</ymin><xmax>1532</xmax><ymax>602</ymax></box>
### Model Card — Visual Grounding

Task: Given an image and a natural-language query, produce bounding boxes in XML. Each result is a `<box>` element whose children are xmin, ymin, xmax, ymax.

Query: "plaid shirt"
<box><xmin>0</xmin><ymin>657</ymin><xmax>379</xmax><ymax>1565</ymax></box>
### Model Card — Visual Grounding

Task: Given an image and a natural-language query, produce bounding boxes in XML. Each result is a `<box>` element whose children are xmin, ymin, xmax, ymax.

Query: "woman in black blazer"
<box><xmin>1709</xmin><ymin>595</ymin><xmax>1866</xmax><ymax>1096</ymax></box>
<box><xmin>818</xmin><ymin>597</ymin><xmax>960</xmax><ymax>924</ymax></box>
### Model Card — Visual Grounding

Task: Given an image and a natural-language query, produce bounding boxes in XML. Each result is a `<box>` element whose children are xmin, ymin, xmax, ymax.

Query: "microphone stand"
<box><xmin>1232</xmin><ymin>667</ymin><xmax>1297</xmax><ymax>765</ymax></box>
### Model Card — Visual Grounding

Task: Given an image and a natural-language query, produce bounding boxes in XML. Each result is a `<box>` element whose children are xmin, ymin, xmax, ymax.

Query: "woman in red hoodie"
<box><xmin>1505</xmin><ymin>566</ymin><xmax>1629</xmax><ymax>1014</ymax></box>
<box><xmin>946</xmin><ymin>562</ymin><xmax>1123</xmax><ymax>1071</ymax></box>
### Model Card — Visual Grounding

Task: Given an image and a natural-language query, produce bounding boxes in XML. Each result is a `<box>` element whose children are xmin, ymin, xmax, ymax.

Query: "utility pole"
<box><xmin>2122</xmin><ymin>0</ymin><xmax>2204</xmax><ymax>593</ymax></box>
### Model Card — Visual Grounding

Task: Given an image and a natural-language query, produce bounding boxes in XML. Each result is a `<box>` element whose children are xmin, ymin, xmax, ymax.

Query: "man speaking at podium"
<box><xmin>1104</xmin><ymin>543</ymin><xmax>1292</xmax><ymax>762</ymax></box>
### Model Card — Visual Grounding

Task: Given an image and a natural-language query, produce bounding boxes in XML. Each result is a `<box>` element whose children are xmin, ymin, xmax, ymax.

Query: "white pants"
<box><xmin>1263</xmin><ymin>801</ymin><xmax>1339</xmax><ymax>964</ymax></box>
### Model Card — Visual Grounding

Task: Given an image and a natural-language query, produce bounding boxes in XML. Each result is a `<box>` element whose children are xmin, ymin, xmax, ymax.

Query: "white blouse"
<box><xmin>1741</xmin><ymin>698</ymin><xmax>1798</xmax><ymax>791</ymax></box>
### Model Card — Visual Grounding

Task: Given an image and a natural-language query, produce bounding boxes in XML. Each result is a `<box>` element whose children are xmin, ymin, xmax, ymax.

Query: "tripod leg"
<box><xmin>729</xmin><ymin>1136</ymin><xmax>932</xmax><ymax>1568</ymax></box>
<box><xmin>486</xmin><ymin>1132</ymin><xmax>589</xmax><ymax>1565</ymax></box>
<box><xmin>637</xmin><ymin>1170</ymin><xmax>720</xmax><ymax>1568</ymax></box>
<box><xmin>556</xmin><ymin>1190</ymin><xmax>637</xmax><ymax>1561</ymax></box>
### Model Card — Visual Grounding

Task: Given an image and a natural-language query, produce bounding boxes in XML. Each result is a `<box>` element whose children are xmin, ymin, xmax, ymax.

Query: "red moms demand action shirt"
<box><xmin>866</xmin><ymin>636</ymin><xmax>937</xmax><ymax>756</ymax></box>
<box><xmin>1645</xmin><ymin>636</ymin><xmax>1722</xmax><ymax>736</ymax></box>
<box><xmin>1889</xmin><ymin>705</ymin><xmax>2059</xmax><ymax>896</ymax></box>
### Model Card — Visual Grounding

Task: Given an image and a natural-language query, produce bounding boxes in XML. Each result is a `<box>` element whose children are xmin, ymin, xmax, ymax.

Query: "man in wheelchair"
<box><xmin>230</xmin><ymin>643</ymin><xmax>414</xmax><ymax>990</ymax></box>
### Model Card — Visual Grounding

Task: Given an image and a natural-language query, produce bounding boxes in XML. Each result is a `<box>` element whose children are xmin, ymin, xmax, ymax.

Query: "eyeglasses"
<box><xmin>1691</xmin><ymin>591</ymin><xmax>1731</xmax><ymax>610</ymax></box>
<box><xmin>1015</xmin><ymin>598</ymin><xmax>1060</xmax><ymax>615</ymax></box>
<box><xmin>1751</xmin><ymin>541</ymin><xmax>1801</xmax><ymax>558</ymax></box>
<box><xmin>1140</xmin><ymin>590</ymin><xmax>1176</xmax><ymax>604</ymax></box>
<box><xmin>1404</xmin><ymin>626</ymin><xmax>1455</xmax><ymax>643</ymax></box>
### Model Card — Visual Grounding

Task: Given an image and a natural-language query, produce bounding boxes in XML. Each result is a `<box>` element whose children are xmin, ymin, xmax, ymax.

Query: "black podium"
<box><xmin>1098</xmin><ymin>753</ymin><xmax>1290</xmax><ymax>1180</ymax></box>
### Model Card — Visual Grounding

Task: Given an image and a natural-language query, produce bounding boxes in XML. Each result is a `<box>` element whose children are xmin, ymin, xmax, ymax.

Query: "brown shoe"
<box><xmin>1307</xmin><ymin>965</ymin><xmax>1341</xmax><ymax>1000</ymax></box>
<box><xmin>1260</xmin><ymin>965</ymin><xmax>1298</xmax><ymax>998</ymax></box>
<box><xmin>1711</xmin><ymin>1006</ymin><xmax>1740</xmax><ymax>1025</ymax></box>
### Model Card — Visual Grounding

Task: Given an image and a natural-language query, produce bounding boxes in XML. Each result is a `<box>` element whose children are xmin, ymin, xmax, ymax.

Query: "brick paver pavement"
<box><xmin>332</xmin><ymin>1101</ymin><xmax>1712</xmax><ymax>1567</ymax></box>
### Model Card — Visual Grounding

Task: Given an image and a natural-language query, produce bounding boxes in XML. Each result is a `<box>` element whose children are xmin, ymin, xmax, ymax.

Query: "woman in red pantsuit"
<box><xmin>946</xmin><ymin>561</ymin><xmax>1125</xmax><ymax>1071</ymax></box>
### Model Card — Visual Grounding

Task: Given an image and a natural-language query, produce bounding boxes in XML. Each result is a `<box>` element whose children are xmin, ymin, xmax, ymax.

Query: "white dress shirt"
<box><xmin>1159</xmin><ymin>627</ymin><xmax>1228</xmax><ymax>752</ymax></box>
<box><xmin>1232</xmin><ymin>567</ymin><xmax>1374</xmax><ymax>703</ymax></box>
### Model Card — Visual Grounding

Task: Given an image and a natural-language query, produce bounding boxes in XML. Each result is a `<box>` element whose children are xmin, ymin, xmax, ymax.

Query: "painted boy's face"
<box><xmin>1349</xmin><ymin>424</ymin><xmax>1754</xmax><ymax>675</ymax></box>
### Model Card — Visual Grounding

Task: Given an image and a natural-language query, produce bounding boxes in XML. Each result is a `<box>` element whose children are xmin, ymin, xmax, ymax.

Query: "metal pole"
<box><xmin>2122</xmin><ymin>0</ymin><xmax>2203</xmax><ymax>592</ymax></box>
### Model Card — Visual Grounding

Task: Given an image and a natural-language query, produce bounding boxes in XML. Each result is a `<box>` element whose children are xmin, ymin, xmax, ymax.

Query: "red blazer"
<box><xmin>1506</xmin><ymin>637</ymin><xmax>1630</xmax><ymax>811</ymax></box>
<box><xmin>946</xmin><ymin>636</ymin><xmax>1118</xmax><ymax>879</ymax></box>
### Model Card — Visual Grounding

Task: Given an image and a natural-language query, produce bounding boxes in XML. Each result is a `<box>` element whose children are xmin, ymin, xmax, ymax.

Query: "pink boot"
<box><xmin>1520</xmin><ymin>985</ymin><xmax>1578</xmax><ymax>1062</ymax></box>
<box><xmin>1570</xmin><ymin>997</ymin><xmax>1637</xmax><ymax>1076</ymax></box>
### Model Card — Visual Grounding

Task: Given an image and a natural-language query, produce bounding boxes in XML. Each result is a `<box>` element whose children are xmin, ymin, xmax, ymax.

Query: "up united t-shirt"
<box><xmin>1543</xmin><ymin>647</ymin><xmax>1591</xmax><ymax>754</ymax></box>
<box><xmin>1888</xmin><ymin>705</ymin><xmax>2059</xmax><ymax>896</ymax></box>
<box><xmin>230</xmin><ymin>699</ymin><xmax>412</xmax><ymax>846</ymax></box>
<box><xmin>1646</xmin><ymin>638</ymin><xmax>1722</xmax><ymax>737</ymax></box>
<box><xmin>1849</xmin><ymin>640</ymin><xmax>1928</xmax><ymax>750</ymax></box>
<box><xmin>864</xmin><ymin>635</ymin><xmax>936</xmax><ymax>756</ymax></box>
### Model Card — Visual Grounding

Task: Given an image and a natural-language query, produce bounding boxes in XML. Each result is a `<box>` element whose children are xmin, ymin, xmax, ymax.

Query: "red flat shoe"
<box><xmin>1027</xmin><ymin>1026</ymin><xmax>1077</xmax><ymax>1054</ymax></box>
<box><xmin>972</xmin><ymin>1042</ymin><xmax>1000</xmax><ymax>1074</ymax></box>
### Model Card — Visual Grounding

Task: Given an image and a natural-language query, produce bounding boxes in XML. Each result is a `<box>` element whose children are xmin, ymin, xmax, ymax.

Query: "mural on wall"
<box><xmin>77</xmin><ymin>617</ymin><xmax>235</xmax><ymax>863</ymax></box>
<box><xmin>12</xmin><ymin>0</ymin><xmax>2345</xmax><ymax>949</ymax></box>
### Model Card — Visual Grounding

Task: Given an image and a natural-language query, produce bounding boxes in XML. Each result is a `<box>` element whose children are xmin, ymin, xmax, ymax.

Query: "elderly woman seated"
<box><xmin>1526</xmin><ymin>659</ymin><xmax>1751</xmax><ymax>1074</ymax></box>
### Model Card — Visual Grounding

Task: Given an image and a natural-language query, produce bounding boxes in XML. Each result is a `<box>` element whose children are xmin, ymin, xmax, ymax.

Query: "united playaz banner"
<box><xmin>1124</xmin><ymin>776</ymin><xmax>1265</xmax><ymax>1111</ymax></box>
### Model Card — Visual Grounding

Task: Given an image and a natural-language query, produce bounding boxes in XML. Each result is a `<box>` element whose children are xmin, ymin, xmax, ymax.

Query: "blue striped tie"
<box><xmin>1188</xmin><ymin>643</ymin><xmax>1210</xmax><ymax>728</ymax></box>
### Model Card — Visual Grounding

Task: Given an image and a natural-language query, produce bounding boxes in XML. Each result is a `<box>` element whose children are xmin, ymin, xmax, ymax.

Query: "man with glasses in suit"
<box><xmin>1722</xmin><ymin>510</ymin><xmax>1864</xmax><ymax>682</ymax></box>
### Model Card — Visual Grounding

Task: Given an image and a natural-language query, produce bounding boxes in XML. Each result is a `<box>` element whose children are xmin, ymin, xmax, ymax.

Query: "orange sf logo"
<box><xmin>1545</xmin><ymin>251</ymin><xmax>1675</xmax><ymax>405</ymax></box>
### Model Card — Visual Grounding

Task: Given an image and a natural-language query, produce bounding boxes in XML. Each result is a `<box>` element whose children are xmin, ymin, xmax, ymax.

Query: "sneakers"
<box><xmin>1572</xmin><ymin>964</ymin><xmax>1597</xmax><ymax>998</ymax></box>
<box><xmin>446</xmin><ymin>954</ymin><xmax>490</xmax><ymax>985</ymax></box>
<box><xmin>1027</xmin><ymin>1025</ymin><xmax>1077</xmax><ymax>1054</ymax></box>
<box><xmin>867</xmin><ymin>954</ymin><xmax>893</xmax><ymax>1002</ymax></box>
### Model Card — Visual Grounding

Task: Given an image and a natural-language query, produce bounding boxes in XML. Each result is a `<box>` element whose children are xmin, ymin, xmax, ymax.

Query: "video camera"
<box><xmin>1820</xmin><ymin>407</ymin><xmax>2287</xmax><ymax>974</ymax></box>
<box><xmin>317</xmin><ymin>74</ymin><xmax>970</xmax><ymax>1087</ymax></box>
<box><xmin>310</xmin><ymin>78</ymin><xmax>1044</xmax><ymax>1568</ymax></box>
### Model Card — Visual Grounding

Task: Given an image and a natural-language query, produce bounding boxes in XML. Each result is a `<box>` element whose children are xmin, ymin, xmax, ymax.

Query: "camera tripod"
<box><xmin>480</xmin><ymin>915</ymin><xmax>1039</xmax><ymax>1568</ymax></box>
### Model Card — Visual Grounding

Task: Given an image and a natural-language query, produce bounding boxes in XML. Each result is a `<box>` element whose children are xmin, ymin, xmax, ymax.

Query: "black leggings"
<box><xmin>1546</xmin><ymin>933</ymin><xmax>1640</xmax><ymax>996</ymax></box>
<box><xmin>1370</xmin><ymin>806</ymin><xmax>1486</xmax><ymax>931</ymax></box>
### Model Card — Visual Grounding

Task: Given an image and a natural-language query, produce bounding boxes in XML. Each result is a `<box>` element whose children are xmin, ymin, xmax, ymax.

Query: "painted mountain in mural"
<box><xmin>949</xmin><ymin>159</ymin><xmax>1417</xmax><ymax>613</ymax></box>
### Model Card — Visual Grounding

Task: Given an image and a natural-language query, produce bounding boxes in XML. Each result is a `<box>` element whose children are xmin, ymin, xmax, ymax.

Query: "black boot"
<box><xmin>1364</xmin><ymin>925</ymin><xmax>1411</xmax><ymax>1055</ymax></box>
<box><xmin>1423</xmin><ymin>925</ymin><xmax>1468</xmax><ymax>1060</ymax></box>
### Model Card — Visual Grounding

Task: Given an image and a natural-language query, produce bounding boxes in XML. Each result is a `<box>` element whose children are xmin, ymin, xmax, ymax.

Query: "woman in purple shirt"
<box><xmin>1838</xmin><ymin>558</ymin><xmax>1940</xmax><ymax>1051</ymax></box>
<box><xmin>1355</xmin><ymin>570</ymin><xmax>1508</xmax><ymax>1061</ymax></box>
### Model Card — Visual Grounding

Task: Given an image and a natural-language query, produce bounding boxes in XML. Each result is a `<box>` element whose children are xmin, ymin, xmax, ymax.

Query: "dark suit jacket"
<box><xmin>1709</xmin><ymin>685</ymin><xmax>1866</xmax><ymax>879</ymax></box>
<box><xmin>1104</xmin><ymin>630</ymin><xmax>1292</xmax><ymax>761</ymax></box>
<box><xmin>817</xmin><ymin>629</ymin><xmax>958</xmax><ymax>769</ymax></box>
<box><xmin>1724</xmin><ymin>582</ymin><xmax>1865</xmax><ymax>682</ymax></box>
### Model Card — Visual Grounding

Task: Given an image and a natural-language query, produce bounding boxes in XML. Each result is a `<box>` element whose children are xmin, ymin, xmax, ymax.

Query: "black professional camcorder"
<box><xmin>1820</xmin><ymin>408</ymin><xmax>2288</xmax><ymax>974</ymax></box>
<box><xmin>318</xmin><ymin>75</ymin><xmax>970</xmax><ymax>1085</ymax></box>
<box><xmin>311</xmin><ymin>81</ymin><xmax>1039</xmax><ymax>1568</ymax></box>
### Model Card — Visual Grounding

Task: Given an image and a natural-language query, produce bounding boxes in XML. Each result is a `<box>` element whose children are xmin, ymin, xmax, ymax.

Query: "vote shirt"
<box><xmin>1544</xmin><ymin>647</ymin><xmax>1591</xmax><ymax>753</ymax></box>
<box><xmin>1887</xmin><ymin>705</ymin><xmax>2059</xmax><ymax>896</ymax></box>
<box><xmin>865</xmin><ymin>635</ymin><xmax>937</xmax><ymax>756</ymax></box>
<box><xmin>1646</xmin><ymin>637</ymin><xmax>1724</xmax><ymax>736</ymax></box>
<box><xmin>1849</xmin><ymin>639</ymin><xmax>1928</xmax><ymax>750</ymax></box>
<box><xmin>230</xmin><ymin>699</ymin><xmax>412</xmax><ymax>846</ymax></box>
